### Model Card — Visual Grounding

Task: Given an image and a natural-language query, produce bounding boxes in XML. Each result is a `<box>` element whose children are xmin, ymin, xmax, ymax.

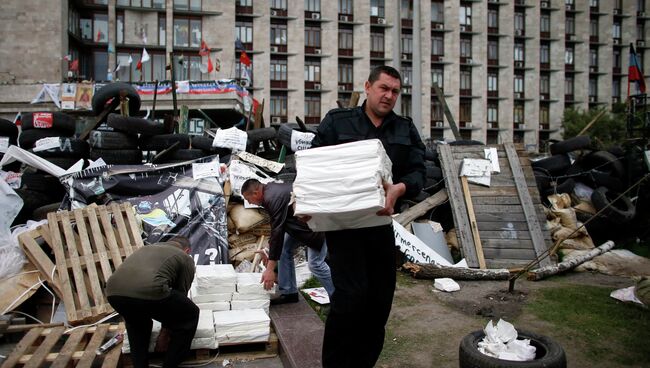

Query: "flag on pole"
<box><xmin>69</xmin><ymin>59</ymin><xmax>79</xmax><ymax>72</ymax></box>
<box><xmin>207</xmin><ymin>57</ymin><xmax>214</xmax><ymax>73</ymax></box>
<box><xmin>136</xmin><ymin>48</ymin><xmax>150</xmax><ymax>70</ymax></box>
<box><xmin>241</xmin><ymin>66</ymin><xmax>251</xmax><ymax>86</ymax></box>
<box><xmin>128</xmin><ymin>55</ymin><xmax>133</xmax><ymax>65</ymax></box>
<box><xmin>628</xmin><ymin>43</ymin><xmax>647</xmax><ymax>96</ymax></box>
<box><xmin>240</xmin><ymin>51</ymin><xmax>251</xmax><ymax>67</ymax></box>
<box><xmin>199</xmin><ymin>40</ymin><xmax>210</xmax><ymax>56</ymax></box>
<box><xmin>235</xmin><ymin>38</ymin><xmax>245</xmax><ymax>51</ymax></box>
<box><xmin>63</xmin><ymin>55</ymin><xmax>72</xmax><ymax>61</ymax></box>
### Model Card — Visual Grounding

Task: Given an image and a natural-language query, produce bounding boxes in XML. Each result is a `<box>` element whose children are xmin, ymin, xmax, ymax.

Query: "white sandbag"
<box><xmin>194</xmin><ymin>264</ymin><xmax>237</xmax><ymax>295</ymax></box>
<box><xmin>196</xmin><ymin>301</ymin><xmax>231</xmax><ymax>311</ymax></box>
<box><xmin>434</xmin><ymin>278</ymin><xmax>460</xmax><ymax>292</ymax></box>
<box><xmin>213</xmin><ymin>309</ymin><xmax>270</xmax><ymax>344</ymax></box>
<box><xmin>194</xmin><ymin>309</ymin><xmax>216</xmax><ymax>338</ymax></box>
<box><xmin>229</xmin><ymin>204</ymin><xmax>268</xmax><ymax>233</ymax></box>
<box><xmin>231</xmin><ymin>299</ymin><xmax>270</xmax><ymax>314</ymax></box>
<box><xmin>236</xmin><ymin>273</ymin><xmax>274</xmax><ymax>295</ymax></box>
<box><xmin>215</xmin><ymin>328</ymin><xmax>270</xmax><ymax>344</ymax></box>
<box><xmin>191</xmin><ymin>337</ymin><xmax>218</xmax><ymax>350</ymax></box>
<box><xmin>190</xmin><ymin>284</ymin><xmax>232</xmax><ymax>303</ymax></box>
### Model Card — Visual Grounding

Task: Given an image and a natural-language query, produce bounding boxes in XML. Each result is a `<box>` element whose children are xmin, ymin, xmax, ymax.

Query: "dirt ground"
<box><xmin>376</xmin><ymin>270</ymin><xmax>636</xmax><ymax>368</ymax></box>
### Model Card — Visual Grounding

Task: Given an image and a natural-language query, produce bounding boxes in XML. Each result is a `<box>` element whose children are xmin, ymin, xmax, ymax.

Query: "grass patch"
<box><xmin>300</xmin><ymin>276</ymin><xmax>329</xmax><ymax>322</ymax></box>
<box><xmin>380</xmin><ymin>327</ymin><xmax>429</xmax><ymax>361</ymax></box>
<box><xmin>526</xmin><ymin>284</ymin><xmax>650</xmax><ymax>366</ymax></box>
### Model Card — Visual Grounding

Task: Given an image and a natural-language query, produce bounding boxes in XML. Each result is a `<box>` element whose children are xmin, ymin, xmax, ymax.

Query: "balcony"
<box><xmin>270</xmin><ymin>8</ymin><xmax>288</xmax><ymax>17</ymax></box>
<box><xmin>401</xmin><ymin>18</ymin><xmax>413</xmax><ymax>29</ymax></box>
<box><xmin>338</xmin><ymin>13</ymin><xmax>354</xmax><ymax>22</ymax></box>
<box><xmin>305</xmin><ymin>81</ymin><xmax>322</xmax><ymax>91</ymax></box>
<box><xmin>270</xmin><ymin>80</ymin><xmax>288</xmax><ymax>89</ymax></box>
<box><xmin>431</xmin><ymin>22</ymin><xmax>445</xmax><ymax>31</ymax></box>
<box><xmin>235</xmin><ymin>4</ymin><xmax>253</xmax><ymax>15</ymax></box>
<box><xmin>339</xmin><ymin>48</ymin><xmax>353</xmax><ymax>57</ymax></box>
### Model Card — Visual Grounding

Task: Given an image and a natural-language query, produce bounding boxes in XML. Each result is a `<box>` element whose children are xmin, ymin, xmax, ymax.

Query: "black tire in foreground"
<box><xmin>18</xmin><ymin>129</ymin><xmax>72</xmax><ymax>149</ymax></box>
<box><xmin>31</xmin><ymin>138</ymin><xmax>90</xmax><ymax>158</ymax></box>
<box><xmin>90</xmin><ymin>149</ymin><xmax>143</xmax><ymax>165</ymax></box>
<box><xmin>106</xmin><ymin>113</ymin><xmax>166</xmax><ymax>135</ymax></box>
<box><xmin>459</xmin><ymin>329</ymin><xmax>567</xmax><ymax>368</ymax></box>
<box><xmin>549</xmin><ymin>135</ymin><xmax>591</xmax><ymax>155</ymax></box>
<box><xmin>139</xmin><ymin>134</ymin><xmax>191</xmax><ymax>151</ymax></box>
<box><xmin>531</xmin><ymin>154</ymin><xmax>571</xmax><ymax>175</ymax></box>
<box><xmin>591</xmin><ymin>186</ymin><xmax>636</xmax><ymax>224</ymax></box>
<box><xmin>21</xmin><ymin>112</ymin><xmax>76</xmax><ymax>134</ymax></box>
<box><xmin>91</xmin><ymin>82</ymin><xmax>141</xmax><ymax>116</ymax></box>
<box><xmin>0</xmin><ymin>118</ymin><xmax>19</xmax><ymax>142</ymax></box>
<box><xmin>88</xmin><ymin>129</ymin><xmax>139</xmax><ymax>149</ymax></box>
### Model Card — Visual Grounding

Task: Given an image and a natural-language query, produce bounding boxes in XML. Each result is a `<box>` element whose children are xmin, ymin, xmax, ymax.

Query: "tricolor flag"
<box><xmin>199</xmin><ymin>40</ymin><xmax>210</xmax><ymax>56</ymax></box>
<box><xmin>628</xmin><ymin>43</ymin><xmax>647</xmax><ymax>96</ymax></box>
<box><xmin>136</xmin><ymin>48</ymin><xmax>150</xmax><ymax>70</ymax></box>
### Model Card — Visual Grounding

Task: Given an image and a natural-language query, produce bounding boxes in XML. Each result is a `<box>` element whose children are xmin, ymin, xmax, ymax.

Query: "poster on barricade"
<box><xmin>60</xmin><ymin>157</ymin><xmax>228</xmax><ymax>265</ymax></box>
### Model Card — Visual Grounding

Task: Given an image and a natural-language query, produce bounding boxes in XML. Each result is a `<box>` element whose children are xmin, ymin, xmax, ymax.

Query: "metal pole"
<box><xmin>393</xmin><ymin>0</ymin><xmax>402</xmax><ymax>115</ymax></box>
<box><xmin>412</xmin><ymin>0</ymin><xmax>423</xmax><ymax>136</ymax></box>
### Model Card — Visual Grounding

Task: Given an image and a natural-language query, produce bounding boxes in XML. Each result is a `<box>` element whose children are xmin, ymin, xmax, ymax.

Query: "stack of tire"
<box><xmin>532</xmin><ymin>135</ymin><xmax>635</xmax><ymax>228</ymax></box>
<box><xmin>0</xmin><ymin>118</ymin><xmax>20</xmax><ymax>172</ymax></box>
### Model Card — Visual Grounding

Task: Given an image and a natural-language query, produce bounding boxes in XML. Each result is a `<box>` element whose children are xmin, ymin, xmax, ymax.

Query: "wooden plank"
<box><xmin>59</xmin><ymin>211</ymin><xmax>92</xmax><ymax>320</ymax></box>
<box><xmin>478</xmin><ymin>230</ymin><xmax>532</xmax><ymax>240</ymax></box>
<box><xmin>481</xmin><ymin>239</ymin><xmax>535</xmax><ymax>249</ymax></box>
<box><xmin>122</xmin><ymin>202</ymin><xmax>145</xmax><ymax>249</ymax></box>
<box><xmin>17</xmin><ymin>230</ymin><xmax>61</xmax><ymax>295</ymax></box>
<box><xmin>471</xmin><ymin>187</ymin><xmax>539</xmax><ymax>197</ymax></box>
<box><xmin>438</xmin><ymin>145</ymin><xmax>478</xmax><ymax>267</ymax></box>
<box><xmin>473</xmin><ymin>204</ymin><xmax>525</xmax><ymax>214</ymax></box>
<box><xmin>474</xmin><ymin>212</ymin><xmax>531</xmax><ymax>222</ymax></box>
<box><xmin>48</xmin><ymin>213</ymin><xmax>78</xmax><ymax>324</ymax></box>
<box><xmin>471</xmin><ymin>196</ymin><xmax>524</xmax><ymax>205</ymax></box>
<box><xmin>487</xmin><ymin>259</ymin><xmax>532</xmax><ymax>269</ymax></box>
<box><xmin>98</xmin><ymin>206</ymin><xmax>123</xmax><ymax>268</ymax></box>
<box><xmin>504</xmin><ymin>143</ymin><xmax>552</xmax><ymax>267</ymax></box>
<box><xmin>77</xmin><ymin>324</ymin><xmax>110</xmax><ymax>368</ymax></box>
<box><xmin>0</xmin><ymin>327</ymin><xmax>43</xmax><ymax>368</ymax></box>
<box><xmin>50</xmin><ymin>328</ymin><xmax>87</xmax><ymax>368</ymax></box>
<box><xmin>101</xmin><ymin>323</ymin><xmax>125</xmax><ymax>368</ymax></box>
<box><xmin>23</xmin><ymin>326</ymin><xmax>66</xmax><ymax>368</ymax></box>
<box><xmin>110</xmin><ymin>203</ymin><xmax>133</xmax><ymax>257</ymax></box>
<box><xmin>476</xmin><ymin>221</ymin><xmax>532</xmax><ymax>231</ymax></box>
<box><xmin>483</xmin><ymin>248</ymin><xmax>537</xmax><ymax>260</ymax></box>
<box><xmin>85</xmin><ymin>206</ymin><xmax>114</xmax><ymax>284</ymax></box>
<box><xmin>74</xmin><ymin>208</ymin><xmax>105</xmax><ymax>311</ymax></box>
<box><xmin>461</xmin><ymin>176</ymin><xmax>486</xmax><ymax>269</ymax></box>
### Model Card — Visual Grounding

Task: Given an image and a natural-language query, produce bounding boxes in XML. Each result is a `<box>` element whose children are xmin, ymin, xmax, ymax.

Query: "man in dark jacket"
<box><xmin>241</xmin><ymin>179</ymin><xmax>334</xmax><ymax>302</ymax></box>
<box><xmin>311</xmin><ymin>65</ymin><xmax>426</xmax><ymax>367</ymax></box>
<box><xmin>106</xmin><ymin>236</ymin><xmax>198</xmax><ymax>368</ymax></box>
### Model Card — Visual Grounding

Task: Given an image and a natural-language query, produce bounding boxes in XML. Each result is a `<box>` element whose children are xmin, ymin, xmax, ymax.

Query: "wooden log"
<box><xmin>394</xmin><ymin>189</ymin><xmax>448</xmax><ymax>227</ymax></box>
<box><xmin>402</xmin><ymin>262</ymin><xmax>511</xmax><ymax>280</ymax></box>
<box><xmin>526</xmin><ymin>241</ymin><xmax>615</xmax><ymax>281</ymax></box>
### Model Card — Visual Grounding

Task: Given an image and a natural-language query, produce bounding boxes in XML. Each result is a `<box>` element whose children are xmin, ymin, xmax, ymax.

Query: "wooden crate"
<box><xmin>18</xmin><ymin>203</ymin><xmax>144</xmax><ymax>326</ymax></box>
<box><xmin>0</xmin><ymin>323</ymin><xmax>124</xmax><ymax>368</ymax></box>
<box><xmin>439</xmin><ymin>143</ymin><xmax>553</xmax><ymax>269</ymax></box>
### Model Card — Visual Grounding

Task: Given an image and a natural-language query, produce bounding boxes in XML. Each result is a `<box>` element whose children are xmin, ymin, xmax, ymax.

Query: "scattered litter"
<box><xmin>610</xmin><ymin>286</ymin><xmax>644</xmax><ymax>306</ymax></box>
<box><xmin>433</xmin><ymin>278</ymin><xmax>460</xmax><ymax>292</ymax></box>
<box><xmin>478</xmin><ymin>319</ymin><xmax>536</xmax><ymax>361</ymax></box>
<box><xmin>302</xmin><ymin>287</ymin><xmax>330</xmax><ymax>304</ymax></box>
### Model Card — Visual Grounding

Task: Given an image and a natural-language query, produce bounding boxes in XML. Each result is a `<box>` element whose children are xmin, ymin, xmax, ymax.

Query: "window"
<box><xmin>432</xmin><ymin>67</ymin><xmax>443</xmax><ymax>89</ymax></box>
<box><xmin>236</xmin><ymin>21</ymin><xmax>253</xmax><ymax>43</ymax></box>
<box><xmin>371</xmin><ymin>0</ymin><xmax>385</xmax><ymax>17</ymax></box>
<box><xmin>153</xmin><ymin>0</ymin><xmax>165</xmax><ymax>8</ymax></box>
<box><xmin>565</xmin><ymin>47</ymin><xmax>574</xmax><ymax>65</ymax></box>
<box><xmin>431</xmin><ymin>100</ymin><xmax>444</xmax><ymax>122</ymax></box>
<box><xmin>152</xmin><ymin>53</ymin><xmax>165</xmax><ymax>80</ymax></box>
<box><xmin>270</xmin><ymin>59</ymin><xmax>287</xmax><ymax>81</ymax></box>
<box><xmin>488</xmin><ymin>73</ymin><xmax>498</xmax><ymax>92</ymax></box>
<box><xmin>431</xmin><ymin>36</ymin><xmax>444</xmax><ymax>56</ymax></box>
<box><xmin>488</xmin><ymin>40</ymin><xmax>498</xmax><ymax>62</ymax></box>
<box><xmin>540</xmin><ymin>44</ymin><xmax>550</xmax><ymax>64</ymax></box>
<box><xmin>614</xmin><ymin>49</ymin><xmax>621</xmax><ymax>69</ymax></box>
<box><xmin>431</xmin><ymin>1</ymin><xmax>444</xmax><ymax>23</ymax></box>
<box><xmin>339</xmin><ymin>0</ymin><xmax>353</xmax><ymax>15</ymax></box>
<box><xmin>540</xmin><ymin>74</ymin><xmax>550</xmax><ymax>94</ymax></box>
<box><xmin>371</xmin><ymin>32</ymin><xmax>384</xmax><ymax>52</ymax></box>
<box><xmin>94</xmin><ymin>51</ymin><xmax>108</xmax><ymax>80</ymax></box>
<box><xmin>459</xmin><ymin>5</ymin><xmax>471</xmax><ymax>26</ymax></box>
<box><xmin>638</xmin><ymin>23</ymin><xmax>645</xmax><ymax>40</ymax></box>
<box><xmin>173</xmin><ymin>0</ymin><xmax>200</xmax><ymax>11</ymax></box>
<box><xmin>590</xmin><ymin>19</ymin><xmax>598</xmax><ymax>37</ymax></box>
<box><xmin>94</xmin><ymin>13</ymin><xmax>108</xmax><ymax>43</ymax></box>
<box><xmin>401</xmin><ymin>0</ymin><xmax>413</xmax><ymax>19</ymax></box>
<box><xmin>514</xmin><ymin>12</ymin><xmax>524</xmax><ymax>33</ymax></box>
<box><xmin>401</xmin><ymin>65</ymin><xmax>412</xmax><ymax>86</ymax></box>
<box><xmin>565</xmin><ymin>75</ymin><xmax>574</xmax><ymax>96</ymax></box>
<box><xmin>235</xmin><ymin>62</ymin><xmax>253</xmax><ymax>83</ymax></box>
<box><xmin>238</xmin><ymin>0</ymin><xmax>252</xmax><ymax>6</ymax></box>
<box><xmin>401</xmin><ymin>33</ymin><xmax>413</xmax><ymax>54</ymax></box>
<box><xmin>305</xmin><ymin>27</ymin><xmax>321</xmax><ymax>47</ymax></box>
<box><xmin>460</xmin><ymin>70</ymin><xmax>471</xmax><ymax>91</ymax></box>
<box><xmin>589</xmin><ymin>78</ymin><xmax>597</xmax><ymax>97</ymax></box>
<box><xmin>305</xmin><ymin>0</ymin><xmax>320</xmax><ymax>12</ymax></box>
<box><xmin>118</xmin><ymin>0</ymin><xmax>161</xmax><ymax>6</ymax></box>
<box><xmin>459</xmin><ymin>101</ymin><xmax>472</xmax><ymax>122</ymax></box>
<box><xmin>339</xmin><ymin>28</ymin><xmax>353</xmax><ymax>49</ymax></box>
<box><xmin>460</xmin><ymin>38</ymin><xmax>472</xmax><ymax>58</ymax></box>
<box><xmin>271</xmin><ymin>23</ymin><xmax>287</xmax><ymax>45</ymax></box>
<box><xmin>612</xmin><ymin>78</ymin><xmax>621</xmax><ymax>98</ymax></box>
<box><xmin>565</xmin><ymin>0</ymin><xmax>574</xmax><ymax>5</ymax></box>
<box><xmin>540</xmin><ymin>14</ymin><xmax>550</xmax><ymax>33</ymax></box>
<box><xmin>401</xmin><ymin>96</ymin><xmax>412</xmax><ymax>117</ymax></box>
<box><xmin>540</xmin><ymin>106</ymin><xmax>549</xmax><ymax>126</ymax></box>
<box><xmin>639</xmin><ymin>0</ymin><xmax>646</xmax><ymax>12</ymax></box>
<box><xmin>590</xmin><ymin>49</ymin><xmax>598</xmax><ymax>66</ymax></box>
<box><xmin>305</xmin><ymin>95</ymin><xmax>321</xmax><ymax>118</ymax></box>
<box><xmin>513</xmin><ymin>104</ymin><xmax>524</xmax><ymax>123</ymax></box>
<box><xmin>173</xmin><ymin>55</ymin><xmax>201</xmax><ymax>80</ymax></box>
<box><xmin>304</xmin><ymin>61</ymin><xmax>321</xmax><ymax>82</ymax></box>
<box><xmin>174</xmin><ymin>17</ymin><xmax>201</xmax><ymax>47</ymax></box>
<box><xmin>566</xmin><ymin>16</ymin><xmax>575</xmax><ymax>35</ymax></box>
<box><xmin>488</xmin><ymin>9</ymin><xmax>498</xmax><ymax>29</ymax></box>
<box><xmin>613</xmin><ymin>22</ymin><xmax>621</xmax><ymax>39</ymax></box>
<box><xmin>270</xmin><ymin>94</ymin><xmax>288</xmax><ymax>116</ymax></box>
<box><xmin>514</xmin><ymin>43</ymin><xmax>524</xmax><ymax>62</ymax></box>
<box><xmin>158</xmin><ymin>14</ymin><xmax>166</xmax><ymax>46</ymax></box>
<box><xmin>488</xmin><ymin>104</ymin><xmax>498</xmax><ymax>123</ymax></box>
<box><xmin>117</xmin><ymin>14</ymin><xmax>124</xmax><ymax>44</ymax></box>
<box><xmin>81</xmin><ymin>17</ymin><xmax>92</xmax><ymax>40</ymax></box>
<box><xmin>589</xmin><ymin>0</ymin><xmax>598</xmax><ymax>7</ymax></box>
<box><xmin>339</xmin><ymin>62</ymin><xmax>353</xmax><ymax>83</ymax></box>
<box><xmin>271</xmin><ymin>0</ymin><xmax>287</xmax><ymax>9</ymax></box>
<box><xmin>514</xmin><ymin>75</ymin><xmax>524</xmax><ymax>93</ymax></box>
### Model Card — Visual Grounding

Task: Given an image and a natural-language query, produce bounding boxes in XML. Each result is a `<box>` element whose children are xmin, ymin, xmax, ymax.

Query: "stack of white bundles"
<box><xmin>122</xmin><ymin>320</ymin><xmax>162</xmax><ymax>353</ymax></box>
<box><xmin>190</xmin><ymin>283</ymin><xmax>232</xmax><ymax>311</ymax></box>
<box><xmin>213</xmin><ymin>309</ymin><xmax>270</xmax><ymax>344</ymax></box>
<box><xmin>195</xmin><ymin>264</ymin><xmax>238</xmax><ymax>294</ymax></box>
<box><xmin>191</xmin><ymin>309</ymin><xmax>218</xmax><ymax>350</ymax></box>
<box><xmin>294</xmin><ymin>139</ymin><xmax>393</xmax><ymax>231</ymax></box>
<box><xmin>232</xmin><ymin>273</ymin><xmax>274</xmax><ymax>314</ymax></box>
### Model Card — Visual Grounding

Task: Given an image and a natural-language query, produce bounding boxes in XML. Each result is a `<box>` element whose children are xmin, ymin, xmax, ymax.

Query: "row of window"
<box><xmin>86</xmin><ymin>0</ymin><xmax>200</xmax><ymax>10</ymax></box>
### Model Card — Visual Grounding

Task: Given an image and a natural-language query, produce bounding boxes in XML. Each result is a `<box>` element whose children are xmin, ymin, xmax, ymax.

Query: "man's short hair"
<box><xmin>241</xmin><ymin>178</ymin><xmax>262</xmax><ymax>195</ymax></box>
<box><xmin>167</xmin><ymin>236</ymin><xmax>191</xmax><ymax>250</ymax></box>
<box><xmin>368</xmin><ymin>65</ymin><xmax>402</xmax><ymax>87</ymax></box>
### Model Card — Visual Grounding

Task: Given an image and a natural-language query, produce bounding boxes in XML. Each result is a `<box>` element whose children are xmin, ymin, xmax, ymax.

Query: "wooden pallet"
<box><xmin>439</xmin><ymin>143</ymin><xmax>553</xmax><ymax>269</ymax></box>
<box><xmin>18</xmin><ymin>203</ymin><xmax>144</xmax><ymax>326</ymax></box>
<box><xmin>0</xmin><ymin>323</ymin><xmax>124</xmax><ymax>368</ymax></box>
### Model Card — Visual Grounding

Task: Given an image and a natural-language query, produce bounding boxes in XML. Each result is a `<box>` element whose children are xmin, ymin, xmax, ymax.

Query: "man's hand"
<box><xmin>376</xmin><ymin>182</ymin><xmax>406</xmax><ymax>216</ymax></box>
<box><xmin>260</xmin><ymin>260</ymin><xmax>277</xmax><ymax>290</ymax></box>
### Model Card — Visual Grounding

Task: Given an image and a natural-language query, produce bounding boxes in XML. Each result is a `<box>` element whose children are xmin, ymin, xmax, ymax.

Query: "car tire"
<box><xmin>531</xmin><ymin>154</ymin><xmax>571</xmax><ymax>175</ymax></box>
<box><xmin>591</xmin><ymin>186</ymin><xmax>636</xmax><ymax>224</ymax></box>
<box><xmin>549</xmin><ymin>135</ymin><xmax>591</xmax><ymax>155</ymax></box>
<box><xmin>32</xmin><ymin>138</ymin><xmax>90</xmax><ymax>158</ymax></box>
<box><xmin>106</xmin><ymin>113</ymin><xmax>166</xmax><ymax>135</ymax></box>
<box><xmin>0</xmin><ymin>118</ymin><xmax>18</xmax><ymax>143</ymax></box>
<box><xmin>18</xmin><ymin>129</ymin><xmax>72</xmax><ymax>150</ymax></box>
<box><xmin>91</xmin><ymin>82</ymin><xmax>141</xmax><ymax>116</ymax></box>
<box><xmin>139</xmin><ymin>134</ymin><xmax>191</xmax><ymax>151</ymax></box>
<box><xmin>90</xmin><ymin>149</ymin><xmax>143</xmax><ymax>165</ymax></box>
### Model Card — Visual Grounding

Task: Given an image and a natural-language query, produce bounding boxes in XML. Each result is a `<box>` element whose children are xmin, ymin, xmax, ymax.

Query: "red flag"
<box><xmin>69</xmin><ymin>59</ymin><xmax>79</xmax><ymax>72</ymax></box>
<box><xmin>240</xmin><ymin>51</ymin><xmax>251</xmax><ymax>67</ymax></box>
<box><xmin>96</xmin><ymin>30</ymin><xmax>102</xmax><ymax>42</ymax></box>
<box><xmin>207</xmin><ymin>57</ymin><xmax>214</xmax><ymax>73</ymax></box>
<box><xmin>199</xmin><ymin>40</ymin><xmax>210</xmax><ymax>56</ymax></box>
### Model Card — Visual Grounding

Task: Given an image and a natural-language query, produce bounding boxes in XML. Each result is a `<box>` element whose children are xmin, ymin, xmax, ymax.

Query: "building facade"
<box><xmin>0</xmin><ymin>0</ymin><xmax>647</xmax><ymax>151</ymax></box>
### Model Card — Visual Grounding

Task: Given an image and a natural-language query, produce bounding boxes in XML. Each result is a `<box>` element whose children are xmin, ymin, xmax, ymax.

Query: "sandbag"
<box><xmin>229</xmin><ymin>204</ymin><xmax>269</xmax><ymax>233</ymax></box>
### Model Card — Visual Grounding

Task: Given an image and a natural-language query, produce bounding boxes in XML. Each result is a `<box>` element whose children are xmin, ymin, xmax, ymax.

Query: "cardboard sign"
<box><xmin>393</xmin><ymin>220</ymin><xmax>453</xmax><ymax>266</ymax></box>
<box><xmin>290</xmin><ymin>131</ymin><xmax>315</xmax><ymax>151</ymax></box>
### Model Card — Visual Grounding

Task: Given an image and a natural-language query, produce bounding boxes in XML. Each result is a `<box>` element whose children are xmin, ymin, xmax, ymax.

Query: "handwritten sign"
<box><xmin>213</xmin><ymin>127</ymin><xmax>247</xmax><ymax>152</ymax></box>
<box><xmin>291</xmin><ymin>131</ymin><xmax>315</xmax><ymax>151</ymax></box>
<box><xmin>393</xmin><ymin>220</ymin><xmax>452</xmax><ymax>266</ymax></box>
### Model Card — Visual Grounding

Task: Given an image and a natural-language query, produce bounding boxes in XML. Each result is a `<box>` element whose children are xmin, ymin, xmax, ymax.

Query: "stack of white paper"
<box><xmin>294</xmin><ymin>139</ymin><xmax>393</xmax><ymax>231</ymax></box>
<box><xmin>213</xmin><ymin>309</ymin><xmax>270</xmax><ymax>344</ymax></box>
<box><xmin>231</xmin><ymin>273</ymin><xmax>273</xmax><ymax>314</ymax></box>
<box><xmin>191</xmin><ymin>310</ymin><xmax>218</xmax><ymax>349</ymax></box>
<box><xmin>122</xmin><ymin>320</ymin><xmax>162</xmax><ymax>353</ymax></box>
<box><xmin>195</xmin><ymin>264</ymin><xmax>237</xmax><ymax>295</ymax></box>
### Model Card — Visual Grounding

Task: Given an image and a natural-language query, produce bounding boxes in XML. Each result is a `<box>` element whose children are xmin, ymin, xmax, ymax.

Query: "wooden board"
<box><xmin>18</xmin><ymin>203</ymin><xmax>144</xmax><ymax>326</ymax></box>
<box><xmin>0</xmin><ymin>323</ymin><xmax>124</xmax><ymax>368</ymax></box>
<box><xmin>438</xmin><ymin>143</ymin><xmax>553</xmax><ymax>269</ymax></box>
